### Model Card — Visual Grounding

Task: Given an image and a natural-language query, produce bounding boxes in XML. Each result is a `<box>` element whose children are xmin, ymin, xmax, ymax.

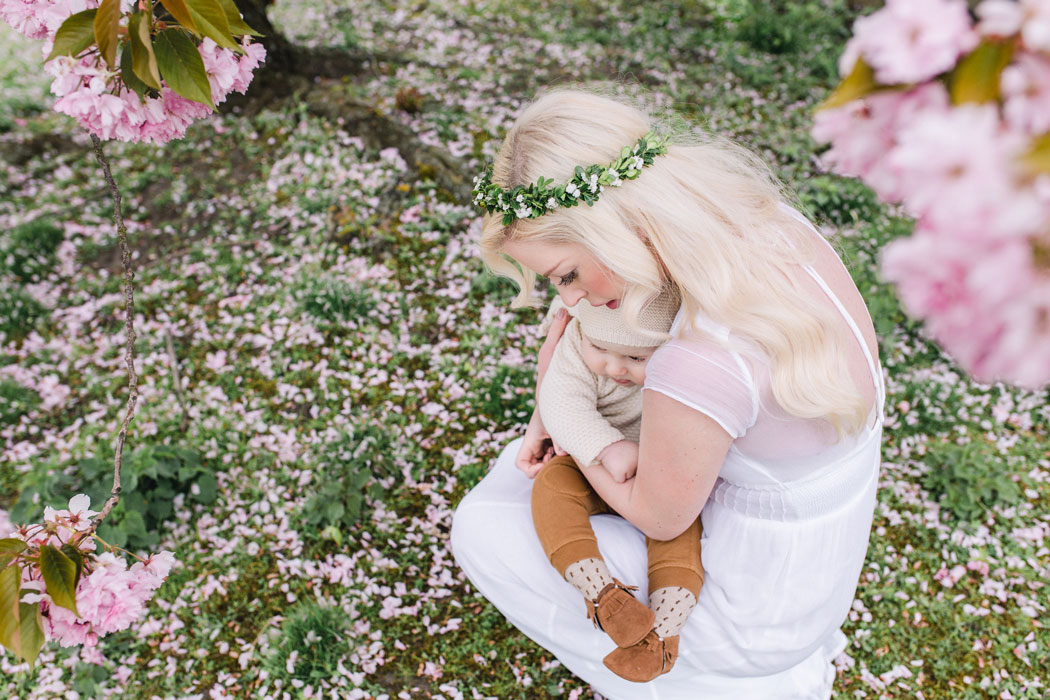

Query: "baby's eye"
<box><xmin>557</xmin><ymin>270</ymin><xmax>577</xmax><ymax>287</ymax></box>
<box><xmin>628</xmin><ymin>356</ymin><xmax>648</xmax><ymax>362</ymax></box>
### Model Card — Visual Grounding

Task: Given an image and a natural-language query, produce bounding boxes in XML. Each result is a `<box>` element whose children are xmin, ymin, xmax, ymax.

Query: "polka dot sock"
<box><xmin>650</xmin><ymin>586</ymin><xmax>697</xmax><ymax>638</ymax></box>
<box><xmin>564</xmin><ymin>558</ymin><xmax>615</xmax><ymax>601</ymax></box>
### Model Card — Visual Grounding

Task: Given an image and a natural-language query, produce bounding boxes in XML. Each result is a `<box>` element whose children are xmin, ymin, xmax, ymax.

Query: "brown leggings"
<box><xmin>531</xmin><ymin>456</ymin><xmax>704</xmax><ymax>596</ymax></box>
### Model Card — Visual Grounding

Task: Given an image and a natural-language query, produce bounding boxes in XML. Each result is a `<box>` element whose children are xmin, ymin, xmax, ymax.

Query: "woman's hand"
<box><xmin>516</xmin><ymin>306</ymin><xmax>572</xmax><ymax>479</ymax></box>
<box><xmin>515</xmin><ymin>408</ymin><xmax>566</xmax><ymax>478</ymax></box>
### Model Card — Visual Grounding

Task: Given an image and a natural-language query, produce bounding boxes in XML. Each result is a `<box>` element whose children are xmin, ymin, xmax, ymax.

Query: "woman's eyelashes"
<box><xmin>557</xmin><ymin>270</ymin><xmax>577</xmax><ymax>287</ymax></box>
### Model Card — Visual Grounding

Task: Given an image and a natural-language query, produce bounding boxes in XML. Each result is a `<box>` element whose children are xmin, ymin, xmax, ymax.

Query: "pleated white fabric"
<box><xmin>452</xmin><ymin>256</ymin><xmax>884</xmax><ymax>699</ymax></box>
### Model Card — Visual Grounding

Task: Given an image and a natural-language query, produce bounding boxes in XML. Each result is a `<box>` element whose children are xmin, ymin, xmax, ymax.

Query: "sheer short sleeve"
<box><xmin>644</xmin><ymin>335</ymin><xmax>759</xmax><ymax>439</ymax></box>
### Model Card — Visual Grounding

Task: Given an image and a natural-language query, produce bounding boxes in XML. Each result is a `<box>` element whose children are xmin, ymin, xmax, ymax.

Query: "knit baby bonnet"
<box><xmin>573</xmin><ymin>289</ymin><xmax>680</xmax><ymax>348</ymax></box>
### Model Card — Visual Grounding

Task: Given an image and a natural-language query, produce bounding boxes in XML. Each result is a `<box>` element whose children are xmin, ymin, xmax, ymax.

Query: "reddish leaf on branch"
<box><xmin>93</xmin><ymin>0</ymin><xmax>122</xmax><ymax>70</ymax></box>
<box><xmin>44</xmin><ymin>9</ymin><xmax>98</xmax><ymax>62</ymax></box>
<box><xmin>950</xmin><ymin>39</ymin><xmax>1015</xmax><ymax>105</ymax></box>
<box><xmin>39</xmin><ymin>544</ymin><xmax>79</xmax><ymax>617</ymax></box>
<box><xmin>159</xmin><ymin>0</ymin><xmax>199</xmax><ymax>34</ymax></box>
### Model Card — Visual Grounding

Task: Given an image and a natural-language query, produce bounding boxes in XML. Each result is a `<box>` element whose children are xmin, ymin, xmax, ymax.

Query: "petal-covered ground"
<box><xmin>1</xmin><ymin>1</ymin><xmax>1047</xmax><ymax>698</ymax></box>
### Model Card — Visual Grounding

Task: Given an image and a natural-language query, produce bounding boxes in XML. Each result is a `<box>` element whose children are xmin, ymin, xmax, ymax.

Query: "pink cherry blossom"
<box><xmin>850</xmin><ymin>0</ymin><xmax>978</xmax><ymax>85</ymax></box>
<box><xmin>1001</xmin><ymin>52</ymin><xmax>1050</xmax><ymax>135</ymax></box>
<box><xmin>977</xmin><ymin>0</ymin><xmax>1025</xmax><ymax>38</ymax></box>
<box><xmin>886</xmin><ymin>104</ymin><xmax>1034</xmax><ymax>239</ymax></box>
<box><xmin>979</xmin><ymin>0</ymin><xmax>1050</xmax><ymax>50</ymax></box>
<box><xmin>813</xmin><ymin>83</ymin><xmax>950</xmax><ymax>203</ymax></box>
<box><xmin>882</xmin><ymin>227</ymin><xmax>1050</xmax><ymax>386</ymax></box>
<box><xmin>43</xmin><ymin>493</ymin><xmax>98</xmax><ymax>532</ymax></box>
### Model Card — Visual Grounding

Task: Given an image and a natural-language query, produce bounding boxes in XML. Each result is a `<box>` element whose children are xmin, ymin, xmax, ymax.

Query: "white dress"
<box><xmin>451</xmin><ymin>254</ymin><xmax>885</xmax><ymax>699</ymax></box>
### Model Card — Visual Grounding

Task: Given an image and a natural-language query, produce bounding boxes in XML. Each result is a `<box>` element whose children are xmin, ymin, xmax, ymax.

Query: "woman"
<box><xmin>451</xmin><ymin>89</ymin><xmax>883</xmax><ymax>699</ymax></box>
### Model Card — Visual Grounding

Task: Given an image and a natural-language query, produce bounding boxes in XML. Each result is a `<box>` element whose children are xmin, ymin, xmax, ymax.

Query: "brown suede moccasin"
<box><xmin>603</xmin><ymin>632</ymin><xmax>680</xmax><ymax>683</ymax></box>
<box><xmin>585</xmin><ymin>580</ymin><xmax>655</xmax><ymax>648</ymax></box>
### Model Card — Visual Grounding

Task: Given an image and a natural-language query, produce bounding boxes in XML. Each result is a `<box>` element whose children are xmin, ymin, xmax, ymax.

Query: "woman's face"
<box><xmin>502</xmin><ymin>239</ymin><xmax>625</xmax><ymax>309</ymax></box>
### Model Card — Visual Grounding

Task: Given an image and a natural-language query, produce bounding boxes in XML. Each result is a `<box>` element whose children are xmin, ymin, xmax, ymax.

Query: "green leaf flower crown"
<box><xmin>472</xmin><ymin>131</ymin><xmax>669</xmax><ymax>225</ymax></box>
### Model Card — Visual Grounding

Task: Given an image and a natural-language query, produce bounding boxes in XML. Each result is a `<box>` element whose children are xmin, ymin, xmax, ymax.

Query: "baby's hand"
<box><xmin>597</xmin><ymin>440</ymin><xmax>639</xmax><ymax>483</ymax></box>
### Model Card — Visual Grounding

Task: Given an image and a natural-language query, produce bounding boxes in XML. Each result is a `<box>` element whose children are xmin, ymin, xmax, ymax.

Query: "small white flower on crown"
<box><xmin>631</xmin><ymin>155</ymin><xmax>644</xmax><ymax>170</ymax></box>
<box><xmin>516</xmin><ymin>193</ymin><xmax>525</xmax><ymax>203</ymax></box>
<box><xmin>587</xmin><ymin>174</ymin><xmax>598</xmax><ymax>192</ymax></box>
<box><xmin>566</xmin><ymin>182</ymin><xmax>580</xmax><ymax>197</ymax></box>
<box><xmin>546</xmin><ymin>197</ymin><xmax>558</xmax><ymax>209</ymax></box>
<box><xmin>516</xmin><ymin>206</ymin><xmax>532</xmax><ymax>219</ymax></box>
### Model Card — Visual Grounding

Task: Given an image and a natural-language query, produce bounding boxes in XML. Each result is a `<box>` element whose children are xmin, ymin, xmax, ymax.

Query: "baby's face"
<box><xmin>579</xmin><ymin>335</ymin><xmax>656</xmax><ymax>387</ymax></box>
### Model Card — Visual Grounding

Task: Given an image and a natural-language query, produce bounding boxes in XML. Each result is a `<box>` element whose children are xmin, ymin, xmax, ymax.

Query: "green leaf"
<box><xmin>128</xmin><ymin>12</ymin><xmax>162</xmax><ymax>90</ymax></box>
<box><xmin>950</xmin><ymin>39</ymin><xmax>1014</xmax><ymax>105</ymax></box>
<box><xmin>0</xmin><ymin>539</ymin><xmax>26</xmax><ymax>555</ymax></box>
<box><xmin>195</xmin><ymin>472</ymin><xmax>218</xmax><ymax>503</ymax></box>
<box><xmin>45</xmin><ymin>9</ymin><xmax>98</xmax><ymax>62</ymax></box>
<box><xmin>17</xmin><ymin>603</ymin><xmax>44</xmax><ymax>670</ymax></box>
<box><xmin>185</xmin><ymin>0</ymin><xmax>239</xmax><ymax>50</ymax></box>
<box><xmin>1019</xmin><ymin>133</ymin><xmax>1050</xmax><ymax>176</ymax></box>
<box><xmin>154</xmin><ymin>28</ymin><xmax>215</xmax><ymax>109</ymax></box>
<box><xmin>60</xmin><ymin>544</ymin><xmax>85</xmax><ymax>590</ymax></box>
<box><xmin>120</xmin><ymin>509</ymin><xmax>148</xmax><ymax>540</ymax></box>
<box><xmin>159</xmin><ymin>0</ymin><xmax>198</xmax><ymax>33</ymax></box>
<box><xmin>120</xmin><ymin>46</ymin><xmax>151</xmax><ymax>98</ymax></box>
<box><xmin>39</xmin><ymin>545</ymin><xmax>79</xmax><ymax>617</ymax></box>
<box><xmin>214</xmin><ymin>0</ymin><xmax>262</xmax><ymax>36</ymax></box>
<box><xmin>818</xmin><ymin>57</ymin><xmax>879</xmax><ymax>111</ymax></box>
<box><xmin>0</xmin><ymin>563</ymin><xmax>21</xmax><ymax>658</ymax></box>
<box><xmin>97</xmin><ymin>521</ymin><xmax>127</xmax><ymax>548</ymax></box>
<box><xmin>93</xmin><ymin>0</ymin><xmax>122</xmax><ymax>69</ymax></box>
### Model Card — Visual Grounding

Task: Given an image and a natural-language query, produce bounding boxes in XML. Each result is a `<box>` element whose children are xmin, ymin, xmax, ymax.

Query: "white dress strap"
<box><xmin>801</xmin><ymin>262</ymin><xmax>885</xmax><ymax>424</ymax></box>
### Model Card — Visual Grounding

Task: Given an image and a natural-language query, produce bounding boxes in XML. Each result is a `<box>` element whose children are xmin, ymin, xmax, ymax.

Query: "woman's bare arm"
<box><xmin>515</xmin><ymin>307</ymin><xmax>572</xmax><ymax>476</ymax></box>
<box><xmin>580</xmin><ymin>390</ymin><xmax>732</xmax><ymax>540</ymax></box>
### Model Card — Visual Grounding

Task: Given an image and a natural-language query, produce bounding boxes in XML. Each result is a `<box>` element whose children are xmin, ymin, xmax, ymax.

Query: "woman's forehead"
<box><xmin>503</xmin><ymin>238</ymin><xmax>581</xmax><ymax>271</ymax></box>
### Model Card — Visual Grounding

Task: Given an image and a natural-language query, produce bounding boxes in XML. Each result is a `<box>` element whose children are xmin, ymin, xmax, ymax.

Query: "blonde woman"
<box><xmin>451</xmin><ymin>89</ymin><xmax>884</xmax><ymax>699</ymax></box>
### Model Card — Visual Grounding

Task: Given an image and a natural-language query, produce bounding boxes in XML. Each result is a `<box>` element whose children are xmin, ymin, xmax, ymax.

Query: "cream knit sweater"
<box><xmin>537</xmin><ymin>317</ymin><xmax>642</xmax><ymax>468</ymax></box>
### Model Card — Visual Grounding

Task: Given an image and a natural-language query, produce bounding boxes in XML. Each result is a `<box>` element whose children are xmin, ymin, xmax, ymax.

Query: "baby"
<box><xmin>530</xmin><ymin>291</ymin><xmax>703</xmax><ymax>683</ymax></box>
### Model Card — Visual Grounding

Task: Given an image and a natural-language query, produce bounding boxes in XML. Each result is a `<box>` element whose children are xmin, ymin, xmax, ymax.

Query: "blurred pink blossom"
<box><xmin>887</xmin><ymin>104</ymin><xmax>1034</xmax><ymax>239</ymax></box>
<box><xmin>978</xmin><ymin>0</ymin><xmax>1050</xmax><ymax>51</ymax></box>
<box><xmin>813</xmin><ymin>84</ymin><xmax>950</xmax><ymax>202</ymax></box>
<box><xmin>849</xmin><ymin>0</ymin><xmax>978</xmax><ymax>84</ymax></box>
<box><xmin>1001</xmin><ymin>52</ymin><xmax>1050</xmax><ymax>134</ymax></box>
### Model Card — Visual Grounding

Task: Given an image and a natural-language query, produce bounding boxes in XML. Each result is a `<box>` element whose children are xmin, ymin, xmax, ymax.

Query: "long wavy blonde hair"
<box><xmin>479</xmin><ymin>89</ymin><xmax>870</xmax><ymax>437</ymax></box>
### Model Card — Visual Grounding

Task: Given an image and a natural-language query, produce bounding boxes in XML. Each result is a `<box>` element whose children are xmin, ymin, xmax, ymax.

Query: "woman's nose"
<box><xmin>557</xmin><ymin>287</ymin><xmax>586</xmax><ymax>307</ymax></box>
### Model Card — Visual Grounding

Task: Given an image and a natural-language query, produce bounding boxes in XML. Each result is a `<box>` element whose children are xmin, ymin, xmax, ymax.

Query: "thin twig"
<box><xmin>84</xmin><ymin>134</ymin><xmax>138</xmax><ymax>535</ymax></box>
<box><xmin>165</xmin><ymin>331</ymin><xmax>190</xmax><ymax>433</ymax></box>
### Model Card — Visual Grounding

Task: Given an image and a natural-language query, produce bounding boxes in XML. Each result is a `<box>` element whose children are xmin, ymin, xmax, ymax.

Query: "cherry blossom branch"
<box><xmin>85</xmin><ymin>134</ymin><xmax>139</xmax><ymax>535</ymax></box>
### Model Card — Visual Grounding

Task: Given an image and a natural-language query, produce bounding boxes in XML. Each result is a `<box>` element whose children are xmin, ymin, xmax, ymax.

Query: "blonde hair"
<box><xmin>479</xmin><ymin>89</ymin><xmax>869</xmax><ymax>438</ymax></box>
